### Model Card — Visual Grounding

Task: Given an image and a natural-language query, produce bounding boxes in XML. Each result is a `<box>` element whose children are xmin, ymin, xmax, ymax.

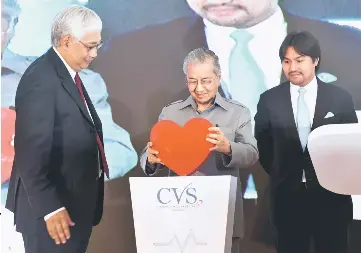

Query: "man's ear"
<box><xmin>60</xmin><ymin>35</ymin><xmax>72</xmax><ymax>49</ymax></box>
<box><xmin>315</xmin><ymin>57</ymin><xmax>320</xmax><ymax>67</ymax></box>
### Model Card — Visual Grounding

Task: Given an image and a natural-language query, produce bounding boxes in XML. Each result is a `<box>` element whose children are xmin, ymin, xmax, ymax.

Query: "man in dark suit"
<box><xmin>254</xmin><ymin>31</ymin><xmax>358</xmax><ymax>253</ymax></box>
<box><xmin>5</xmin><ymin>6</ymin><xmax>108</xmax><ymax>253</ymax></box>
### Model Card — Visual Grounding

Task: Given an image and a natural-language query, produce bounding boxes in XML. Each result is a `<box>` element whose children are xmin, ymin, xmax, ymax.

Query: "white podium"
<box><xmin>129</xmin><ymin>176</ymin><xmax>237</xmax><ymax>253</ymax></box>
<box><xmin>308</xmin><ymin>123</ymin><xmax>361</xmax><ymax>195</ymax></box>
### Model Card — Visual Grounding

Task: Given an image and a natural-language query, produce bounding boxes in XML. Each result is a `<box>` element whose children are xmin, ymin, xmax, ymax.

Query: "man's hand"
<box><xmin>45</xmin><ymin>209</ymin><xmax>75</xmax><ymax>245</ymax></box>
<box><xmin>147</xmin><ymin>142</ymin><xmax>164</xmax><ymax>165</ymax></box>
<box><xmin>206</xmin><ymin>127</ymin><xmax>231</xmax><ymax>154</ymax></box>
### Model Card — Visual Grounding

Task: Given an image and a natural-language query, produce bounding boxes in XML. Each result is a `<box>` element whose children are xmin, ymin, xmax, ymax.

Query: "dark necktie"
<box><xmin>75</xmin><ymin>72</ymin><xmax>109</xmax><ymax>179</ymax></box>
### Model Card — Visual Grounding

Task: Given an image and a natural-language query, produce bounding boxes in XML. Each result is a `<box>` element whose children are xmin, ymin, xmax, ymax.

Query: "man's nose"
<box><xmin>195</xmin><ymin>83</ymin><xmax>205</xmax><ymax>92</ymax></box>
<box><xmin>289</xmin><ymin>62</ymin><xmax>297</xmax><ymax>72</ymax></box>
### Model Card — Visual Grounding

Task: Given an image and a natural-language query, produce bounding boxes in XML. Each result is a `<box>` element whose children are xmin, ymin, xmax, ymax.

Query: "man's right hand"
<box><xmin>147</xmin><ymin>142</ymin><xmax>163</xmax><ymax>165</ymax></box>
<box><xmin>45</xmin><ymin>209</ymin><xmax>75</xmax><ymax>245</ymax></box>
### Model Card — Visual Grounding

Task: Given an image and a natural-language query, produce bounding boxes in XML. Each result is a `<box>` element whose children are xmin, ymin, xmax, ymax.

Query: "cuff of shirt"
<box><xmin>222</xmin><ymin>142</ymin><xmax>233</xmax><ymax>166</ymax></box>
<box><xmin>44</xmin><ymin>207</ymin><xmax>66</xmax><ymax>221</ymax></box>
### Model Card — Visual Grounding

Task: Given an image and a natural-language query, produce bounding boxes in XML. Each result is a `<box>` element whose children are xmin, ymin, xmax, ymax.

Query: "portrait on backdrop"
<box><xmin>88</xmin><ymin>0</ymin><xmax>361</xmax><ymax>252</ymax></box>
<box><xmin>92</xmin><ymin>0</ymin><xmax>361</xmax><ymax>210</ymax></box>
<box><xmin>2</xmin><ymin>1</ymin><xmax>361</xmax><ymax>253</ymax></box>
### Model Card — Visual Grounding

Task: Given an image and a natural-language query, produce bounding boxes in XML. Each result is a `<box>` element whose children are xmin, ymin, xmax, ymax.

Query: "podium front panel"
<box><xmin>129</xmin><ymin>176</ymin><xmax>237</xmax><ymax>253</ymax></box>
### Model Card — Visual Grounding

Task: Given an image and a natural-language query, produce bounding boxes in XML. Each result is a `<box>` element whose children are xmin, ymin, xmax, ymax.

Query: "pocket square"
<box><xmin>324</xmin><ymin>112</ymin><xmax>334</xmax><ymax>118</ymax></box>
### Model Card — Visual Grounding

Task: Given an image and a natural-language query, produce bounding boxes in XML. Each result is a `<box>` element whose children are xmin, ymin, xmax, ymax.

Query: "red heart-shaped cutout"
<box><xmin>150</xmin><ymin>118</ymin><xmax>214</xmax><ymax>176</ymax></box>
<box><xmin>1</xmin><ymin>107</ymin><xmax>16</xmax><ymax>183</ymax></box>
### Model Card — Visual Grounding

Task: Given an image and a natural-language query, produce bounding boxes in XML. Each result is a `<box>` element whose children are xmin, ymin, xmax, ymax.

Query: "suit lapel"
<box><xmin>61</xmin><ymin>79</ymin><xmax>94</xmax><ymax>125</ymax></box>
<box><xmin>312</xmin><ymin>81</ymin><xmax>329</xmax><ymax>130</ymax></box>
<box><xmin>280</xmin><ymin>83</ymin><xmax>299</xmax><ymax>134</ymax></box>
<box><xmin>185</xmin><ymin>15</ymin><xmax>207</xmax><ymax>49</ymax></box>
<box><xmin>47</xmin><ymin>48</ymin><xmax>94</xmax><ymax>125</ymax></box>
<box><xmin>278</xmin><ymin>82</ymin><xmax>304</xmax><ymax>153</ymax></box>
<box><xmin>278</xmin><ymin>80</ymin><xmax>329</xmax><ymax>152</ymax></box>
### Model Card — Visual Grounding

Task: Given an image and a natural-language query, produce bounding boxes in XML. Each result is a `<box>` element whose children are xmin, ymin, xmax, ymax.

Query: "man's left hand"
<box><xmin>206</xmin><ymin>127</ymin><xmax>231</xmax><ymax>154</ymax></box>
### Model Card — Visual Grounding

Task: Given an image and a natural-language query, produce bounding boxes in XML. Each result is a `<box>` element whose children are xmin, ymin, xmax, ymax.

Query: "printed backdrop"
<box><xmin>1</xmin><ymin>0</ymin><xmax>360</xmax><ymax>252</ymax></box>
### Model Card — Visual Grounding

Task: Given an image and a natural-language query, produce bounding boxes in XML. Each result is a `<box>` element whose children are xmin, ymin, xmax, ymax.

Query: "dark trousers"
<box><xmin>22</xmin><ymin>219</ymin><xmax>92</xmax><ymax>253</ymax></box>
<box><xmin>274</xmin><ymin>184</ymin><xmax>352</xmax><ymax>253</ymax></box>
<box><xmin>350</xmin><ymin>220</ymin><xmax>361</xmax><ymax>253</ymax></box>
<box><xmin>231</xmin><ymin>237</ymin><xmax>241</xmax><ymax>253</ymax></box>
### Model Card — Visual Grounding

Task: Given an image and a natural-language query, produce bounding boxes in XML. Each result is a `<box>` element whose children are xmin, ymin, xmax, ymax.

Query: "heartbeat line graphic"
<box><xmin>153</xmin><ymin>230</ymin><xmax>207</xmax><ymax>253</ymax></box>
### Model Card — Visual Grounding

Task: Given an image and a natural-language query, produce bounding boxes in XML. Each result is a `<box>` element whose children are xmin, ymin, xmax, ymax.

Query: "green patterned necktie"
<box><xmin>229</xmin><ymin>30</ymin><xmax>267</xmax><ymax>119</ymax></box>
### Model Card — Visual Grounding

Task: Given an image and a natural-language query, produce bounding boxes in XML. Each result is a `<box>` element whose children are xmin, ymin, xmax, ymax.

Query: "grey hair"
<box><xmin>183</xmin><ymin>48</ymin><xmax>221</xmax><ymax>76</ymax></box>
<box><xmin>1</xmin><ymin>0</ymin><xmax>21</xmax><ymax>23</ymax></box>
<box><xmin>51</xmin><ymin>5</ymin><xmax>102</xmax><ymax>47</ymax></box>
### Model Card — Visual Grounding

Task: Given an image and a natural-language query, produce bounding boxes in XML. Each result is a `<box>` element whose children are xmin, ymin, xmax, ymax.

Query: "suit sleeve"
<box><xmin>339</xmin><ymin>91</ymin><xmax>358</xmax><ymax>124</ymax></box>
<box><xmin>222</xmin><ymin>107</ymin><xmax>259</xmax><ymax>168</ymax></box>
<box><xmin>140</xmin><ymin>107</ymin><xmax>167</xmax><ymax>175</ymax></box>
<box><xmin>254</xmin><ymin>94</ymin><xmax>273</xmax><ymax>174</ymax></box>
<box><xmin>14</xmin><ymin>74</ymin><xmax>63</xmax><ymax>219</ymax></box>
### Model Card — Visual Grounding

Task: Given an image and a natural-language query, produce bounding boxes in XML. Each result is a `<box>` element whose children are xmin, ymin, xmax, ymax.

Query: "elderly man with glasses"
<box><xmin>1</xmin><ymin>0</ymin><xmax>137</xmax><ymax>183</ymax></box>
<box><xmin>4</xmin><ymin>6</ymin><xmax>115</xmax><ymax>253</ymax></box>
<box><xmin>140</xmin><ymin>48</ymin><xmax>259</xmax><ymax>253</ymax></box>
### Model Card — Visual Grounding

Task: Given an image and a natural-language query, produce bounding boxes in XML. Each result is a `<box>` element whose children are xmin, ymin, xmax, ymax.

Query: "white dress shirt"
<box><xmin>290</xmin><ymin>76</ymin><xmax>318</xmax><ymax>125</ymax></box>
<box><xmin>204</xmin><ymin>7</ymin><xmax>287</xmax><ymax>96</ymax></box>
<box><xmin>290</xmin><ymin>76</ymin><xmax>318</xmax><ymax>182</ymax></box>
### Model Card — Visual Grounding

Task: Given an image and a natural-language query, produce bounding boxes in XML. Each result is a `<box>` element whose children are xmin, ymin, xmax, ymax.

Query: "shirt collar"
<box><xmin>290</xmin><ymin>75</ymin><xmax>318</xmax><ymax>93</ymax></box>
<box><xmin>179</xmin><ymin>92</ymin><xmax>228</xmax><ymax>111</ymax></box>
<box><xmin>203</xmin><ymin>7</ymin><xmax>285</xmax><ymax>38</ymax></box>
<box><xmin>53</xmin><ymin>46</ymin><xmax>76</xmax><ymax>80</ymax></box>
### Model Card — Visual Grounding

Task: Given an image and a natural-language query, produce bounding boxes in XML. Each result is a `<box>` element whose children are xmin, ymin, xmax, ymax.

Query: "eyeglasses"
<box><xmin>186</xmin><ymin>76</ymin><xmax>217</xmax><ymax>86</ymax></box>
<box><xmin>78</xmin><ymin>40</ymin><xmax>104</xmax><ymax>52</ymax></box>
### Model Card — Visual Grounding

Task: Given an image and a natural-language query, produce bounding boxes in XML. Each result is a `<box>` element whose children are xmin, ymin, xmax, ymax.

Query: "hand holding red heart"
<box><xmin>148</xmin><ymin>118</ymin><xmax>231</xmax><ymax>175</ymax></box>
<box><xmin>149</xmin><ymin>118</ymin><xmax>213</xmax><ymax>175</ymax></box>
<box><xmin>206</xmin><ymin>127</ymin><xmax>231</xmax><ymax>154</ymax></box>
<box><xmin>146</xmin><ymin>142</ymin><xmax>164</xmax><ymax>165</ymax></box>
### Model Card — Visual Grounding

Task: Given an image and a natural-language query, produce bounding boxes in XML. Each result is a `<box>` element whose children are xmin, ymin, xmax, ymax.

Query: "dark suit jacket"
<box><xmin>254</xmin><ymin>79</ymin><xmax>358</xmax><ymax>224</ymax></box>
<box><xmin>5</xmin><ymin>48</ymin><xmax>104</xmax><ymax>236</ymax></box>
